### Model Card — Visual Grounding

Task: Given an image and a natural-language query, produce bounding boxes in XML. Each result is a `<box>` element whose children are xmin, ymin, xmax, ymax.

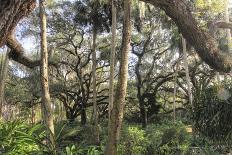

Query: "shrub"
<box><xmin>145</xmin><ymin>120</ymin><xmax>192</xmax><ymax>154</ymax></box>
<box><xmin>193</xmin><ymin>82</ymin><xmax>232</xmax><ymax>143</ymax></box>
<box><xmin>118</xmin><ymin>125</ymin><xmax>148</xmax><ymax>155</ymax></box>
<box><xmin>0</xmin><ymin>121</ymin><xmax>45</xmax><ymax>155</ymax></box>
<box><xmin>62</xmin><ymin>145</ymin><xmax>103</xmax><ymax>155</ymax></box>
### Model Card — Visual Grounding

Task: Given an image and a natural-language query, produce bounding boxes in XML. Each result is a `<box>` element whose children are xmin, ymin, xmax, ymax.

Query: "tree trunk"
<box><xmin>135</xmin><ymin>55</ymin><xmax>147</xmax><ymax>128</ymax></box>
<box><xmin>81</xmin><ymin>107</ymin><xmax>87</xmax><ymax>125</ymax></box>
<box><xmin>65</xmin><ymin>109</ymin><xmax>75</xmax><ymax>122</ymax></box>
<box><xmin>39</xmin><ymin>0</ymin><xmax>55</xmax><ymax>152</ymax></box>
<box><xmin>182</xmin><ymin>37</ymin><xmax>193</xmax><ymax>107</ymax></box>
<box><xmin>0</xmin><ymin>50</ymin><xmax>9</xmax><ymax>119</ymax></box>
<box><xmin>139</xmin><ymin>95</ymin><xmax>147</xmax><ymax>128</ymax></box>
<box><xmin>92</xmin><ymin>26</ymin><xmax>100</xmax><ymax>145</ymax></box>
<box><xmin>108</xmin><ymin>0</ymin><xmax>117</xmax><ymax>128</ymax></box>
<box><xmin>104</xmin><ymin>0</ymin><xmax>132</xmax><ymax>154</ymax></box>
<box><xmin>173</xmin><ymin>63</ymin><xmax>178</xmax><ymax>122</ymax></box>
<box><xmin>224</xmin><ymin>0</ymin><xmax>231</xmax><ymax>81</ymax></box>
<box><xmin>140</xmin><ymin>0</ymin><xmax>232</xmax><ymax>72</ymax></box>
<box><xmin>31</xmin><ymin>103</ymin><xmax>36</xmax><ymax>124</ymax></box>
<box><xmin>0</xmin><ymin>0</ymin><xmax>36</xmax><ymax>47</ymax></box>
<box><xmin>0</xmin><ymin>0</ymin><xmax>40</xmax><ymax>68</ymax></box>
<box><xmin>225</xmin><ymin>0</ymin><xmax>231</xmax><ymax>53</ymax></box>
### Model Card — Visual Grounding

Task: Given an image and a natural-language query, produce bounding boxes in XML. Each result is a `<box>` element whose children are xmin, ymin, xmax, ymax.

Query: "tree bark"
<box><xmin>0</xmin><ymin>0</ymin><xmax>36</xmax><ymax>47</ymax></box>
<box><xmin>0</xmin><ymin>0</ymin><xmax>40</xmax><ymax>68</ymax></box>
<box><xmin>182</xmin><ymin>36</ymin><xmax>193</xmax><ymax>107</ymax></box>
<box><xmin>104</xmin><ymin>0</ymin><xmax>131</xmax><ymax>154</ymax></box>
<box><xmin>92</xmin><ymin>26</ymin><xmax>100</xmax><ymax>145</ymax></box>
<box><xmin>140</xmin><ymin>0</ymin><xmax>232</xmax><ymax>72</ymax></box>
<box><xmin>225</xmin><ymin>0</ymin><xmax>231</xmax><ymax>53</ymax></box>
<box><xmin>39</xmin><ymin>0</ymin><xmax>55</xmax><ymax>152</ymax></box>
<box><xmin>7</xmin><ymin>33</ymin><xmax>41</xmax><ymax>68</ymax></box>
<box><xmin>108</xmin><ymin>0</ymin><xmax>117</xmax><ymax>129</ymax></box>
<box><xmin>0</xmin><ymin>50</ymin><xmax>9</xmax><ymax>119</ymax></box>
<box><xmin>173</xmin><ymin>63</ymin><xmax>178</xmax><ymax>122</ymax></box>
<box><xmin>81</xmin><ymin>107</ymin><xmax>87</xmax><ymax>125</ymax></box>
<box><xmin>135</xmin><ymin>55</ymin><xmax>147</xmax><ymax>128</ymax></box>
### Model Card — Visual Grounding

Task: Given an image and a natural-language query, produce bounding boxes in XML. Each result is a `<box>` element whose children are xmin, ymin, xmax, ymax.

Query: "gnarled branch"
<box><xmin>7</xmin><ymin>33</ymin><xmax>40</xmax><ymax>68</ymax></box>
<box><xmin>141</xmin><ymin>0</ymin><xmax>232</xmax><ymax>72</ymax></box>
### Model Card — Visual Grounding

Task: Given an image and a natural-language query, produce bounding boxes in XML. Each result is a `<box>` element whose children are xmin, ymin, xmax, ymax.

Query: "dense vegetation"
<box><xmin>0</xmin><ymin>0</ymin><xmax>232</xmax><ymax>154</ymax></box>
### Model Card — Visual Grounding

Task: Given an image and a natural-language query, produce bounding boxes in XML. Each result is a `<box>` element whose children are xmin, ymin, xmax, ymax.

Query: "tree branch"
<box><xmin>140</xmin><ymin>0</ymin><xmax>232</xmax><ymax>72</ymax></box>
<box><xmin>6</xmin><ymin>33</ymin><xmax>40</xmax><ymax>68</ymax></box>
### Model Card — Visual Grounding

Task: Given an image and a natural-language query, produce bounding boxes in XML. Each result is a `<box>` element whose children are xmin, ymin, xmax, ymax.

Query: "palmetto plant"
<box><xmin>0</xmin><ymin>120</ymin><xmax>45</xmax><ymax>154</ymax></box>
<box><xmin>0</xmin><ymin>120</ymin><xmax>63</xmax><ymax>155</ymax></box>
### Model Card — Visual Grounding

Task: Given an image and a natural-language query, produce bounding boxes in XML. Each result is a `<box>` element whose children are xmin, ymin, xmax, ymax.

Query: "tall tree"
<box><xmin>108</xmin><ymin>0</ymin><xmax>117</xmax><ymax>126</ymax></box>
<box><xmin>39</xmin><ymin>0</ymin><xmax>55</xmax><ymax>151</ymax></box>
<box><xmin>92</xmin><ymin>24</ymin><xmax>100</xmax><ymax>144</ymax></box>
<box><xmin>0</xmin><ymin>50</ymin><xmax>9</xmax><ymax>119</ymax></box>
<box><xmin>104</xmin><ymin>0</ymin><xmax>132</xmax><ymax>154</ymax></box>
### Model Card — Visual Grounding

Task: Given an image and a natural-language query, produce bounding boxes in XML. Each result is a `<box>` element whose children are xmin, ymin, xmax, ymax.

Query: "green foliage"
<box><xmin>0</xmin><ymin>121</ymin><xmax>45</xmax><ymax>155</ymax></box>
<box><xmin>119</xmin><ymin>125</ymin><xmax>148</xmax><ymax>155</ymax></box>
<box><xmin>0</xmin><ymin>120</ymin><xmax>66</xmax><ymax>155</ymax></box>
<box><xmin>193</xmin><ymin>82</ymin><xmax>232</xmax><ymax>143</ymax></box>
<box><xmin>54</xmin><ymin>122</ymin><xmax>104</xmax><ymax>154</ymax></box>
<box><xmin>62</xmin><ymin>145</ymin><xmax>102</xmax><ymax>155</ymax></box>
<box><xmin>74</xmin><ymin>0</ymin><xmax>111</xmax><ymax>32</ymax></box>
<box><xmin>117</xmin><ymin>120</ymin><xmax>211</xmax><ymax>155</ymax></box>
<box><xmin>145</xmin><ymin>120</ymin><xmax>192</xmax><ymax>154</ymax></box>
<box><xmin>195</xmin><ymin>0</ymin><xmax>225</xmax><ymax>13</ymax></box>
<box><xmin>0</xmin><ymin>120</ymin><xmax>221</xmax><ymax>155</ymax></box>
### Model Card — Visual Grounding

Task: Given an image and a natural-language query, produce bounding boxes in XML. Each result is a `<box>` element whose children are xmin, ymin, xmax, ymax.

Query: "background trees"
<box><xmin>0</xmin><ymin>0</ymin><xmax>232</xmax><ymax>154</ymax></box>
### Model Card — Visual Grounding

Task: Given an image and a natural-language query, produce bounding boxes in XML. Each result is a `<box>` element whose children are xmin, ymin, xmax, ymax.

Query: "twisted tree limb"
<box><xmin>0</xmin><ymin>0</ymin><xmax>36</xmax><ymax>47</ymax></box>
<box><xmin>7</xmin><ymin>33</ymin><xmax>40</xmax><ymax>68</ymax></box>
<box><xmin>0</xmin><ymin>0</ymin><xmax>37</xmax><ymax>68</ymax></box>
<box><xmin>209</xmin><ymin>21</ymin><xmax>232</xmax><ymax>36</ymax></box>
<box><xmin>141</xmin><ymin>0</ymin><xmax>232</xmax><ymax>72</ymax></box>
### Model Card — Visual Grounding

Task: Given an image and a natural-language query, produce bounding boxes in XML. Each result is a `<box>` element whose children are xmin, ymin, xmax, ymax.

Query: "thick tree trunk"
<box><xmin>140</xmin><ymin>0</ymin><xmax>232</xmax><ymax>72</ymax></box>
<box><xmin>92</xmin><ymin>27</ymin><xmax>100</xmax><ymax>145</ymax></box>
<box><xmin>108</xmin><ymin>0</ymin><xmax>117</xmax><ymax>128</ymax></box>
<box><xmin>0</xmin><ymin>51</ymin><xmax>9</xmax><ymax>119</ymax></box>
<box><xmin>0</xmin><ymin>0</ymin><xmax>36</xmax><ymax>47</ymax></box>
<box><xmin>0</xmin><ymin>0</ymin><xmax>42</xmax><ymax>68</ymax></box>
<box><xmin>104</xmin><ymin>0</ymin><xmax>132</xmax><ymax>154</ymax></box>
<box><xmin>39</xmin><ymin>0</ymin><xmax>55</xmax><ymax>152</ymax></box>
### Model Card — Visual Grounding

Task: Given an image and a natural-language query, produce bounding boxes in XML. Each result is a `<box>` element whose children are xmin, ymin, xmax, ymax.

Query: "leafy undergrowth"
<box><xmin>0</xmin><ymin>120</ymin><xmax>49</xmax><ymax>155</ymax></box>
<box><xmin>56</xmin><ymin>120</ymin><xmax>222</xmax><ymax>155</ymax></box>
<box><xmin>0</xmin><ymin>120</ymin><xmax>225</xmax><ymax>155</ymax></box>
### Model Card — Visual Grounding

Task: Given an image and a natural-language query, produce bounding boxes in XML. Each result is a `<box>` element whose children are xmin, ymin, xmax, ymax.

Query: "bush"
<box><xmin>117</xmin><ymin>120</ymin><xmax>199</xmax><ymax>155</ymax></box>
<box><xmin>119</xmin><ymin>125</ymin><xmax>148</xmax><ymax>155</ymax></box>
<box><xmin>62</xmin><ymin>145</ymin><xmax>103</xmax><ymax>155</ymax></box>
<box><xmin>193</xmin><ymin>83</ymin><xmax>232</xmax><ymax>143</ymax></box>
<box><xmin>0</xmin><ymin>121</ymin><xmax>45</xmax><ymax>155</ymax></box>
<box><xmin>145</xmin><ymin>120</ymin><xmax>192</xmax><ymax>154</ymax></box>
